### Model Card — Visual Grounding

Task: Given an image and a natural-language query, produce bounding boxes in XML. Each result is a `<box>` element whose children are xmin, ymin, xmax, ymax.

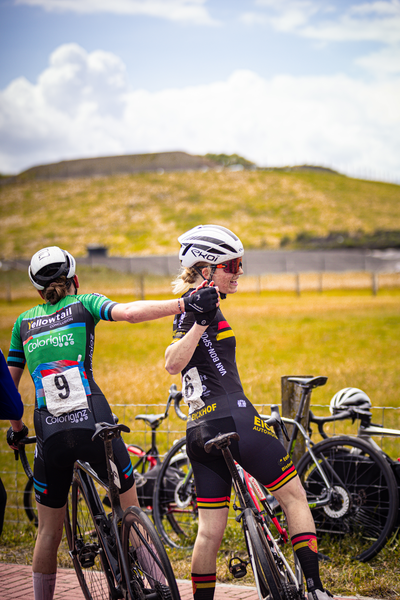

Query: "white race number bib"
<box><xmin>42</xmin><ymin>366</ymin><xmax>89</xmax><ymax>417</ymax></box>
<box><xmin>182</xmin><ymin>367</ymin><xmax>205</xmax><ymax>415</ymax></box>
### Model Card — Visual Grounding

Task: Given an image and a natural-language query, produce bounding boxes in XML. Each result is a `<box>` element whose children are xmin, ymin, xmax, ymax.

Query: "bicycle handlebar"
<box><xmin>15</xmin><ymin>436</ymin><xmax>36</xmax><ymax>480</ymax></box>
<box><xmin>308</xmin><ymin>408</ymin><xmax>379</xmax><ymax>439</ymax></box>
<box><xmin>167</xmin><ymin>384</ymin><xmax>186</xmax><ymax>421</ymax></box>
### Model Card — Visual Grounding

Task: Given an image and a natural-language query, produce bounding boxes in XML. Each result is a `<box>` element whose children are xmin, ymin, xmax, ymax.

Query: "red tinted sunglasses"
<box><xmin>215</xmin><ymin>257</ymin><xmax>243</xmax><ymax>274</ymax></box>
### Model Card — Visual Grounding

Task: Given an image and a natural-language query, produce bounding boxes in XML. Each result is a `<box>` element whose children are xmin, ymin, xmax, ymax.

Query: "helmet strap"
<box><xmin>194</xmin><ymin>265</ymin><xmax>227</xmax><ymax>300</ymax></box>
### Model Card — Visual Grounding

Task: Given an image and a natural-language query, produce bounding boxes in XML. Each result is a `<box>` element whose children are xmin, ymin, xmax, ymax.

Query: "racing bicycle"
<box><xmin>22</xmin><ymin>384</ymin><xmax>186</xmax><ymax>526</ymax></box>
<box><xmin>204</xmin><ymin>426</ymin><xmax>305</xmax><ymax>600</ymax></box>
<box><xmin>17</xmin><ymin>422</ymin><xmax>181</xmax><ymax>600</ymax></box>
<box><xmin>263</xmin><ymin>376</ymin><xmax>399</xmax><ymax>562</ymax></box>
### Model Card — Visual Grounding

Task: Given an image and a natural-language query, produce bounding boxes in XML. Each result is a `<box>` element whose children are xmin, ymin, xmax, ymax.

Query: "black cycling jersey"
<box><xmin>7</xmin><ymin>293</ymin><xmax>134</xmax><ymax>508</ymax></box>
<box><xmin>171</xmin><ymin>292</ymin><xmax>297</xmax><ymax>507</ymax></box>
<box><xmin>172</xmin><ymin>291</ymin><xmax>242</xmax><ymax>409</ymax></box>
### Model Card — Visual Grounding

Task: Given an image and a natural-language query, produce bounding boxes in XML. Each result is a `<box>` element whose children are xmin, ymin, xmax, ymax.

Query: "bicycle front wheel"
<box><xmin>122</xmin><ymin>505</ymin><xmax>181</xmax><ymax>600</ymax></box>
<box><xmin>23</xmin><ymin>478</ymin><xmax>38</xmax><ymax>527</ymax></box>
<box><xmin>296</xmin><ymin>436</ymin><xmax>399</xmax><ymax>562</ymax></box>
<box><xmin>64</xmin><ymin>474</ymin><xmax>114</xmax><ymax>600</ymax></box>
<box><xmin>152</xmin><ymin>437</ymin><xmax>198</xmax><ymax>549</ymax></box>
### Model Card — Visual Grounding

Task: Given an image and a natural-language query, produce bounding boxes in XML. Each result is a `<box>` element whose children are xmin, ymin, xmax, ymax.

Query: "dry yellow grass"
<box><xmin>1</xmin><ymin>169</ymin><xmax>400</xmax><ymax>258</ymax></box>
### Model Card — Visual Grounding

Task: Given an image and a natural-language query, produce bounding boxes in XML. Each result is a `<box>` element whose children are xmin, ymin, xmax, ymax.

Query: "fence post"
<box><xmin>256</xmin><ymin>275</ymin><xmax>261</xmax><ymax>295</ymax></box>
<box><xmin>139</xmin><ymin>274</ymin><xmax>145</xmax><ymax>300</ymax></box>
<box><xmin>281</xmin><ymin>375</ymin><xmax>313</xmax><ymax>465</ymax></box>
<box><xmin>295</xmin><ymin>273</ymin><xmax>301</xmax><ymax>296</ymax></box>
<box><xmin>6</xmin><ymin>279</ymin><xmax>12</xmax><ymax>303</ymax></box>
<box><xmin>371</xmin><ymin>272</ymin><xmax>379</xmax><ymax>296</ymax></box>
<box><xmin>318</xmin><ymin>272</ymin><xmax>323</xmax><ymax>294</ymax></box>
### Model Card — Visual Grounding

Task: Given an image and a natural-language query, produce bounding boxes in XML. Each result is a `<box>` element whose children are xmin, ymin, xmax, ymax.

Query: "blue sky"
<box><xmin>1</xmin><ymin>0</ymin><xmax>399</xmax><ymax>181</ymax></box>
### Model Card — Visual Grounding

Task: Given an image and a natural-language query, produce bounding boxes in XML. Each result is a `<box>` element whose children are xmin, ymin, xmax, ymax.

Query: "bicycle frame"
<box><xmin>204</xmin><ymin>432</ymin><xmax>304</xmax><ymax>598</ymax></box>
<box><xmin>65</xmin><ymin>424</ymin><xmax>134</xmax><ymax>598</ymax></box>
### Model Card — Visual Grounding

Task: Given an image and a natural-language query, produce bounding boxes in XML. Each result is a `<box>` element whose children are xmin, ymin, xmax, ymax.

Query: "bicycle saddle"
<box><xmin>204</xmin><ymin>431</ymin><xmax>240</xmax><ymax>452</ymax></box>
<box><xmin>135</xmin><ymin>413</ymin><xmax>166</xmax><ymax>428</ymax></box>
<box><xmin>92</xmin><ymin>421</ymin><xmax>130</xmax><ymax>441</ymax></box>
<box><xmin>287</xmin><ymin>376</ymin><xmax>328</xmax><ymax>389</ymax></box>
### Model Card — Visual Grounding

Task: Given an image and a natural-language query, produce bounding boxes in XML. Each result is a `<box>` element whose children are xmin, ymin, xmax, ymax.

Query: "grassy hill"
<box><xmin>1</xmin><ymin>163</ymin><xmax>400</xmax><ymax>259</ymax></box>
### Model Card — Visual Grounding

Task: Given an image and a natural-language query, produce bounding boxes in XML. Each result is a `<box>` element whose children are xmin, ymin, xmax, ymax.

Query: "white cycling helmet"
<box><xmin>29</xmin><ymin>246</ymin><xmax>76</xmax><ymax>290</ymax></box>
<box><xmin>178</xmin><ymin>224</ymin><xmax>244</xmax><ymax>268</ymax></box>
<box><xmin>330</xmin><ymin>387</ymin><xmax>372</xmax><ymax>415</ymax></box>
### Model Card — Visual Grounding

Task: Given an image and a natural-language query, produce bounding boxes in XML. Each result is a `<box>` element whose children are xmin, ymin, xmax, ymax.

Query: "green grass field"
<box><xmin>1</xmin><ymin>285</ymin><xmax>400</xmax><ymax>597</ymax></box>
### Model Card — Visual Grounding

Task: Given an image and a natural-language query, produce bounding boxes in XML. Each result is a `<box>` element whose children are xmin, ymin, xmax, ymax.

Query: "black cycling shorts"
<box><xmin>186</xmin><ymin>392</ymin><xmax>297</xmax><ymax>509</ymax></box>
<box><xmin>33</xmin><ymin>393</ymin><xmax>134</xmax><ymax>508</ymax></box>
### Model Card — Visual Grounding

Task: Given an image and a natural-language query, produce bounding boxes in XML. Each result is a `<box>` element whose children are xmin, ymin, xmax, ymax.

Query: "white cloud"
<box><xmin>245</xmin><ymin>0</ymin><xmax>400</xmax><ymax>43</ymax></box>
<box><xmin>14</xmin><ymin>0</ymin><xmax>218</xmax><ymax>24</ymax></box>
<box><xmin>355</xmin><ymin>44</ymin><xmax>400</xmax><ymax>75</ymax></box>
<box><xmin>1</xmin><ymin>43</ymin><xmax>399</xmax><ymax>182</ymax></box>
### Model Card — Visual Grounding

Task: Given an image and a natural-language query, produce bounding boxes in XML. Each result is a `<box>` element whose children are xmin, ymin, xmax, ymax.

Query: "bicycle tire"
<box><xmin>296</xmin><ymin>435</ymin><xmax>399</xmax><ymax>562</ymax></box>
<box><xmin>23</xmin><ymin>478</ymin><xmax>38</xmax><ymax>527</ymax></box>
<box><xmin>127</xmin><ymin>443</ymin><xmax>158</xmax><ymax>513</ymax></box>
<box><xmin>64</xmin><ymin>474</ymin><xmax>115</xmax><ymax>600</ymax></box>
<box><xmin>152</xmin><ymin>436</ymin><xmax>198</xmax><ymax>549</ymax></box>
<box><xmin>244</xmin><ymin>508</ymin><xmax>297</xmax><ymax>600</ymax></box>
<box><xmin>122</xmin><ymin>505</ymin><xmax>181</xmax><ymax>600</ymax></box>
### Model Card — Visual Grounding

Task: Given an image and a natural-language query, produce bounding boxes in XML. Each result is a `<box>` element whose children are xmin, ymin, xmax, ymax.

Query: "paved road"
<box><xmin>0</xmin><ymin>562</ymin><xmax>376</xmax><ymax>600</ymax></box>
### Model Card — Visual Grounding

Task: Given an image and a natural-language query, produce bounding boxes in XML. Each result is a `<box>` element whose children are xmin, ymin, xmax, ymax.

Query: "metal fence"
<box><xmin>1</xmin><ymin>402</ymin><xmax>399</xmax><ymax>528</ymax></box>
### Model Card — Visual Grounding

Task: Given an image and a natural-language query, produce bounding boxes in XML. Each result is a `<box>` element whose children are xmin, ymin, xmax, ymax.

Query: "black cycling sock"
<box><xmin>291</xmin><ymin>532</ymin><xmax>323</xmax><ymax>592</ymax></box>
<box><xmin>191</xmin><ymin>572</ymin><xmax>216</xmax><ymax>600</ymax></box>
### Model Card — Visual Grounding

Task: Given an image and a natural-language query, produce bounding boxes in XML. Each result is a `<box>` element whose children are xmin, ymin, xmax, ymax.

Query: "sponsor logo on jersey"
<box><xmin>190</xmin><ymin>403</ymin><xmax>217</xmax><ymax>421</ymax></box>
<box><xmin>201</xmin><ymin>332</ymin><xmax>227</xmax><ymax>376</ymax></box>
<box><xmin>253</xmin><ymin>415</ymin><xmax>277</xmax><ymax>436</ymax></box>
<box><xmin>25</xmin><ymin>331</ymin><xmax>76</xmax><ymax>353</ymax></box>
<box><xmin>45</xmin><ymin>408</ymin><xmax>89</xmax><ymax>425</ymax></box>
<box><xmin>27</xmin><ymin>307</ymin><xmax>73</xmax><ymax>330</ymax></box>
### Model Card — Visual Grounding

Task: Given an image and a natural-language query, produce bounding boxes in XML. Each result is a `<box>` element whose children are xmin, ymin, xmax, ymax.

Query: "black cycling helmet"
<box><xmin>28</xmin><ymin>246</ymin><xmax>76</xmax><ymax>291</ymax></box>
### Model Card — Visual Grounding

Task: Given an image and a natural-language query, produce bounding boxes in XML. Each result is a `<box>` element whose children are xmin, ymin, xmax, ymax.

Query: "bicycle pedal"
<box><xmin>229</xmin><ymin>556</ymin><xmax>248</xmax><ymax>579</ymax></box>
<box><xmin>79</xmin><ymin>545</ymin><xmax>98</xmax><ymax>569</ymax></box>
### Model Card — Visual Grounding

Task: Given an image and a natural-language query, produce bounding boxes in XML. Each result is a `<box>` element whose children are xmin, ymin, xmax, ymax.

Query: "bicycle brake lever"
<box><xmin>280</xmin><ymin>420</ymin><xmax>290</xmax><ymax>442</ymax></box>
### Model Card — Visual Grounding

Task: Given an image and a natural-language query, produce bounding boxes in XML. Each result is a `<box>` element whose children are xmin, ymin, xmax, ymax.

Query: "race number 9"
<box><xmin>54</xmin><ymin>374</ymin><xmax>70</xmax><ymax>399</ymax></box>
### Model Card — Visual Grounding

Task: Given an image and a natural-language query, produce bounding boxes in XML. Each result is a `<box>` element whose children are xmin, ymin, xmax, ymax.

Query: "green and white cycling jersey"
<box><xmin>7</xmin><ymin>293</ymin><xmax>117</xmax><ymax>412</ymax></box>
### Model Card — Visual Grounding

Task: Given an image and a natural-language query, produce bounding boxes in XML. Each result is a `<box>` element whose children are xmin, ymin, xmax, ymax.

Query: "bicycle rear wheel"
<box><xmin>122</xmin><ymin>505</ymin><xmax>181</xmax><ymax>600</ymax></box>
<box><xmin>244</xmin><ymin>508</ymin><xmax>298</xmax><ymax>600</ymax></box>
<box><xmin>64</xmin><ymin>473</ymin><xmax>114</xmax><ymax>600</ymax></box>
<box><xmin>296</xmin><ymin>436</ymin><xmax>399</xmax><ymax>562</ymax></box>
<box><xmin>152</xmin><ymin>437</ymin><xmax>198</xmax><ymax>549</ymax></box>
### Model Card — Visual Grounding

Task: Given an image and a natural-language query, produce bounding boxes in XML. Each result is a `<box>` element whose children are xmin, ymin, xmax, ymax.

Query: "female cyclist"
<box><xmin>6</xmin><ymin>245</ymin><xmax>218</xmax><ymax>600</ymax></box>
<box><xmin>165</xmin><ymin>225</ymin><xmax>333</xmax><ymax>600</ymax></box>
